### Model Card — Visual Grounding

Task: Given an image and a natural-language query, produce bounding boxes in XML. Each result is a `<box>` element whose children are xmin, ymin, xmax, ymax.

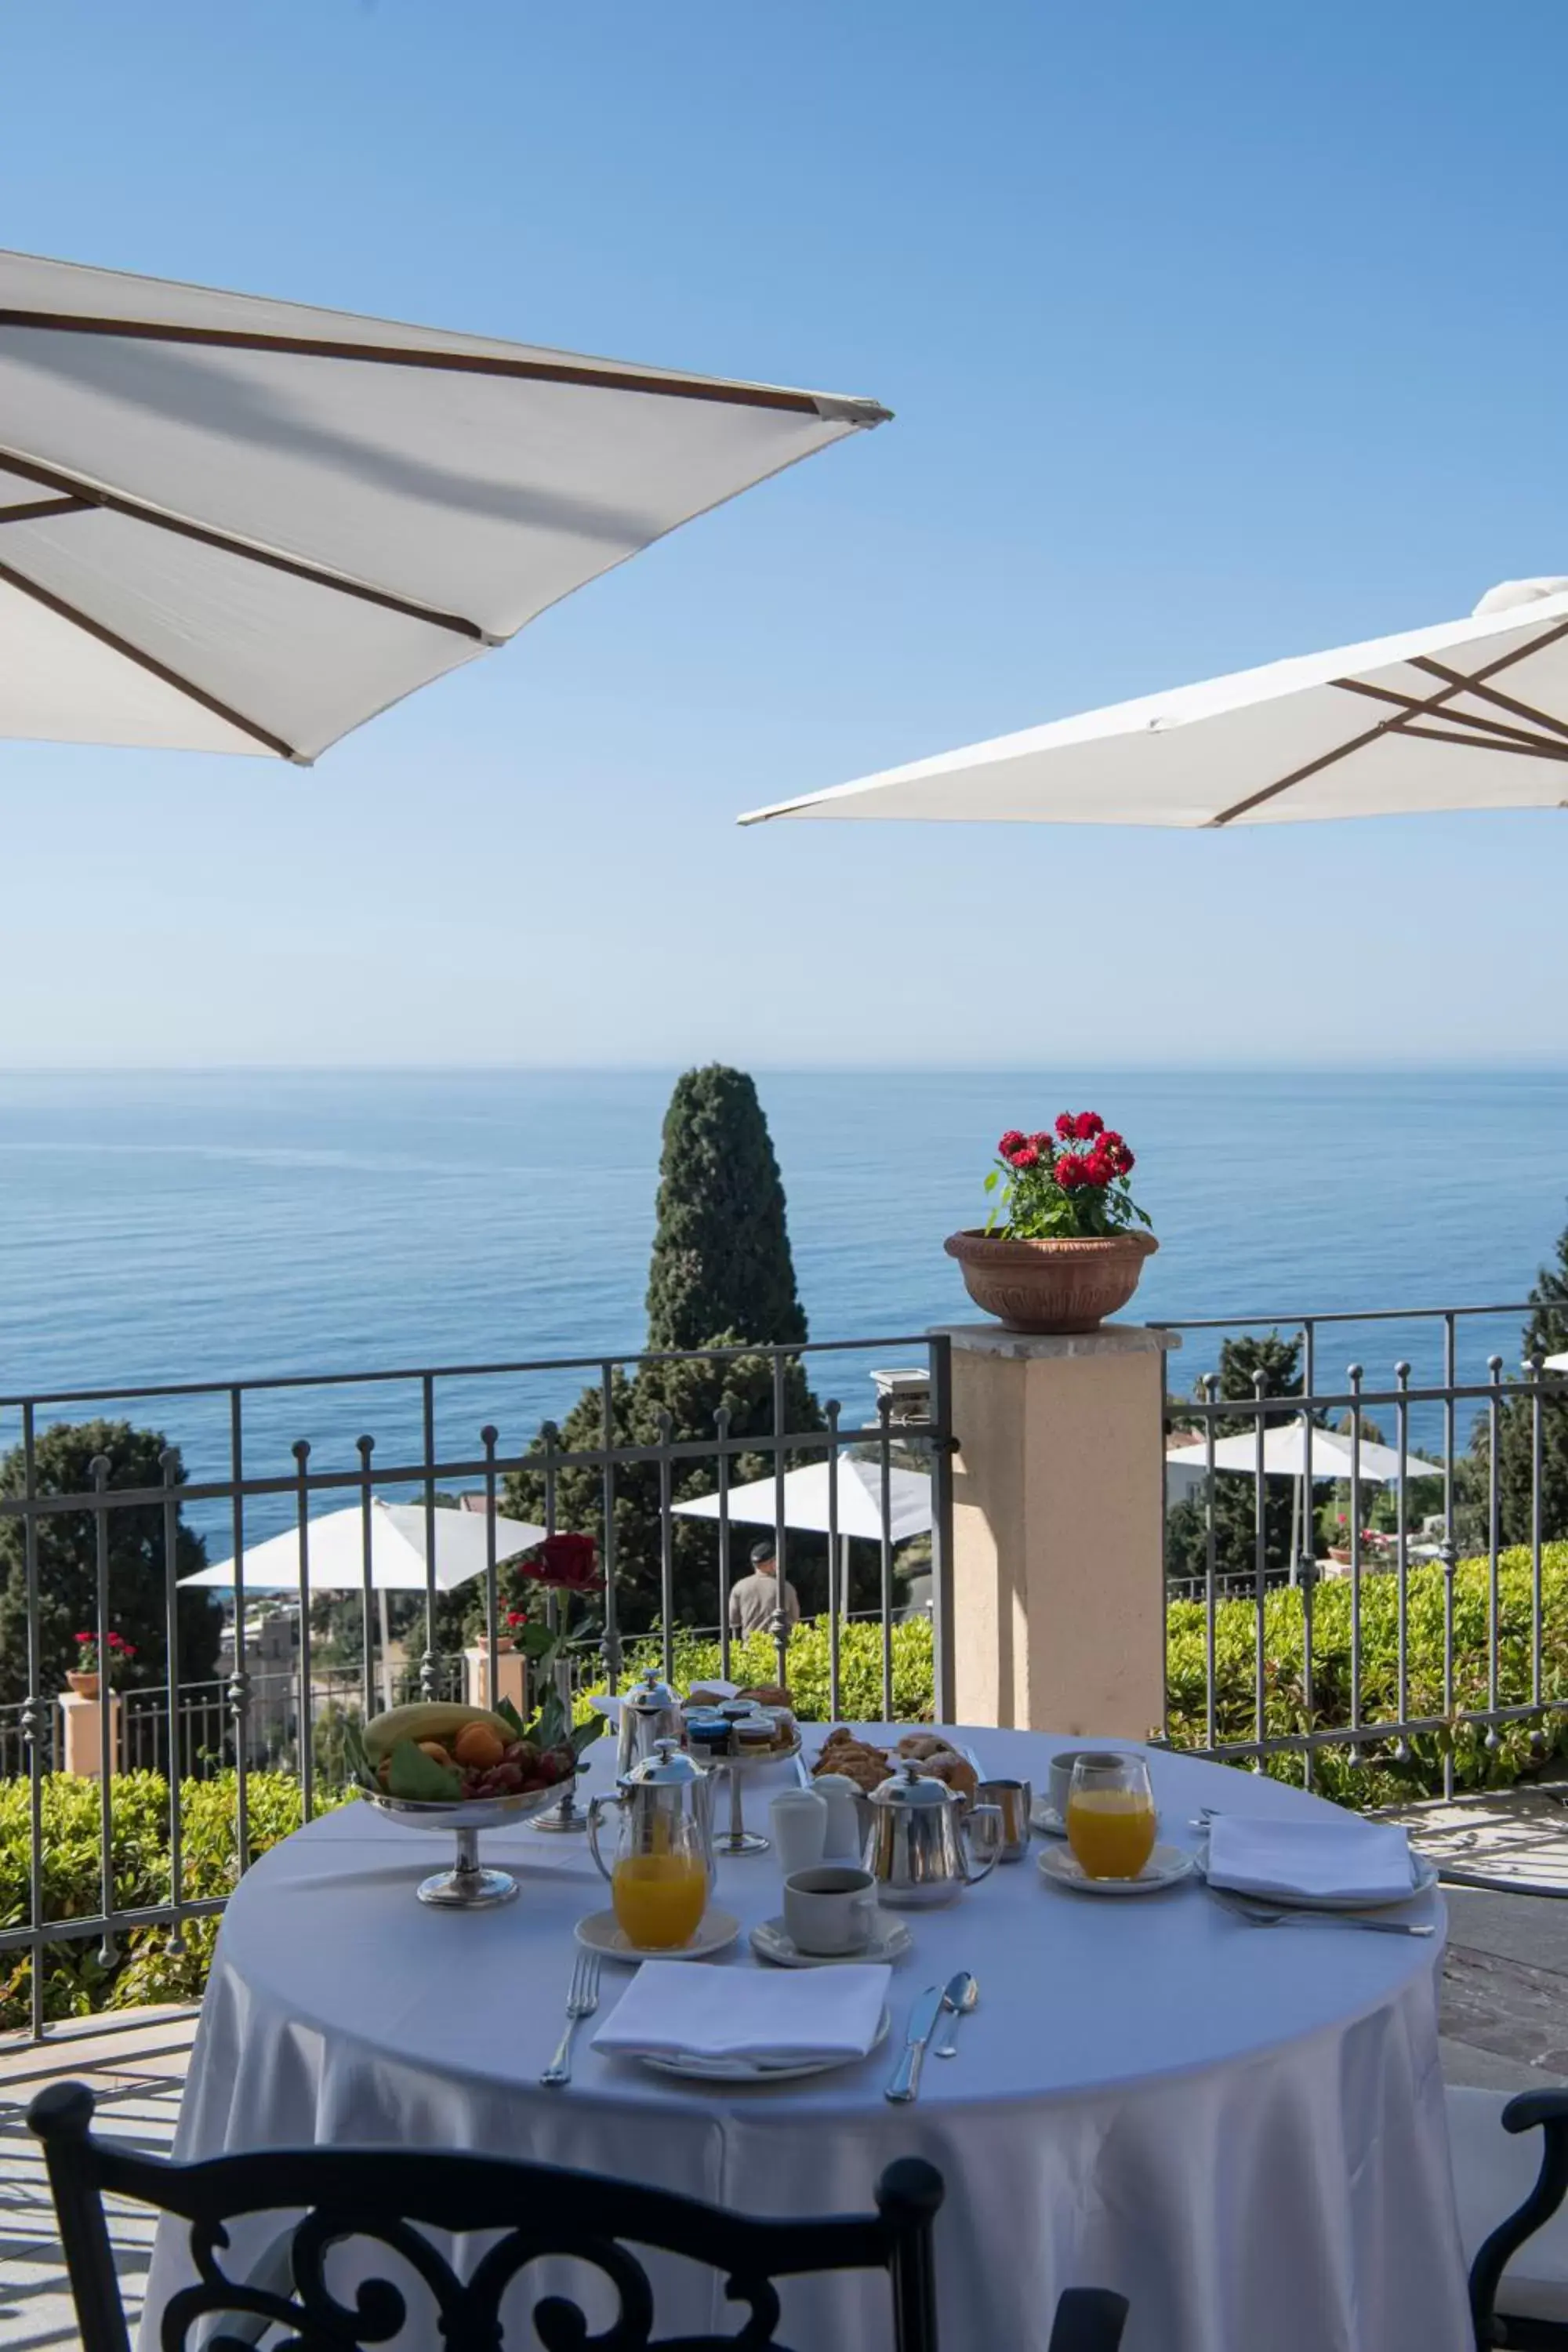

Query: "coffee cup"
<box><xmin>782</xmin><ymin>1864</ymin><xmax>878</xmax><ymax>1957</ymax></box>
<box><xmin>1047</xmin><ymin>1749</ymin><xmax>1102</xmax><ymax>1819</ymax></box>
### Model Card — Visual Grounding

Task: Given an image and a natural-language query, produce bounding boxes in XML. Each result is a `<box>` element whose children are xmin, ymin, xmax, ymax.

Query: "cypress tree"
<box><xmin>1166</xmin><ymin>1333</ymin><xmax>1308</xmax><ymax>1590</ymax></box>
<box><xmin>1462</xmin><ymin>1212</ymin><xmax>1568</xmax><ymax>1548</ymax></box>
<box><xmin>507</xmin><ymin>1069</ymin><xmax>822</xmax><ymax>1635</ymax></box>
<box><xmin>644</xmin><ymin>1067</ymin><xmax>808</xmax><ymax>1352</ymax></box>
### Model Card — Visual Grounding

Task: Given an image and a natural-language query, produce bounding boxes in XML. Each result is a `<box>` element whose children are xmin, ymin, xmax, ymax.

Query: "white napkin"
<box><xmin>592</xmin><ymin>1962</ymin><xmax>891</xmax><ymax>2065</ymax></box>
<box><xmin>1207</xmin><ymin>1814</ymin><xmax>1416</xmax><ymax>1904</ymax></box>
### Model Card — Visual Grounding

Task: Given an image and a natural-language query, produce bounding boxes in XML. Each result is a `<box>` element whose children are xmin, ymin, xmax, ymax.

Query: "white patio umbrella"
<box><xmin>673</xmin><ymin>1457</ymin><xmax>932</xmax><ymax>1544</ymax></box>
<box><xmin>0</xmin><ymin>249</ymin><xmax>888</xmax><ymax>764</ymax></box>
<box><xmin>182</xmin><ymin>1497</ymin><xmax>546</xmax><ymax>1708</ymax></box>
<box><xmin>1171</xmin><ymin>1427</ymin><xmax>1443</xmax><ymax>1483</ymax></box>
<box><xmin>674</xmin><ymin>1457</ymin><xmax>932</xmax><ymax>1624</ymax></box>
<box><xmin>741</xmin><ymin>577</ymin><xmax>1568</xmax><ymax>829</ymax></box>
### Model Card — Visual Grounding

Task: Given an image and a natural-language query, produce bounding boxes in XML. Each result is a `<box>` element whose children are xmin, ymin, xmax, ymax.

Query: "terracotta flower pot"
<box><xmin>66</xmin><ymin>1671</ymin><xmax>100</xmax><ymax>1699</ymax></box>
<box><xmin>944</xmin><ymin>1229</ymin><xmax>1159</xmax><ymax>1335</ymax></box>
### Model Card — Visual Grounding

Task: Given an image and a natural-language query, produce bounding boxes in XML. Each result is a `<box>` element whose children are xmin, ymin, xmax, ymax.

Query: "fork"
<box><xmin>540</xmin><ymin>1950</ymin><xmax>601</xmax><ymax>2085</ymax></box>
<box><xmin>1207</xmin><ymin>1886</ymin><xmax>1434</xmax><ymax>1937</ymax></box>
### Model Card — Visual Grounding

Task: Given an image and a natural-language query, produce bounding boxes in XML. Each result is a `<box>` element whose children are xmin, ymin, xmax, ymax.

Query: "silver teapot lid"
<box><xmin>621</xmin><ymin>1737</ymin><xmax>705</xmax><ymax>1790</ymax></box>
<box><xmin>869</xmin><ymin>1760</ymin><xmax>954</xmax><ymax>1809</ymax></box>
<box><xmin>626</xmin><ymin>1666</ymin><xmax>679</xmax><ymax>1715</ymax></box>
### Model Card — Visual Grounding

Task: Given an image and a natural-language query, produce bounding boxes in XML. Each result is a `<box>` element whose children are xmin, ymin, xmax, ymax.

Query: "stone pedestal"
<box><xmin>938</xmin><ymin>1323</ymin><xmax>1179</xmax><ymax>1738</ymax></box>
<box><xmin>464</xmin><ymin>1645</ymin><xmax>528</xmax><ymax>1718</ymax></box>
<box><xmin>60</xmin><ymin>1690</ymin><xmax>122</xmax><ymax>1778</ymax></box>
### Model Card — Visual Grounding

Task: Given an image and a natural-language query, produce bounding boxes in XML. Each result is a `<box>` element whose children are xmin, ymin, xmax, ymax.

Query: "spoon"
<box><xmin>934</xmin><ymin>1970</ymin><xmax>978</xmax><ymax>2057</ymax></box>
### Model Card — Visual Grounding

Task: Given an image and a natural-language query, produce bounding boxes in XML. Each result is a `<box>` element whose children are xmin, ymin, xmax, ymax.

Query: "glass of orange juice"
<box><xmin>1065</xmin><ymin>1752</ymin><xmax>1157</xmax><ymax>1881</ymax></box>
<box><xmin>610</xmin><ymin>1813</ymin><xmax>710</xmax><ymax>1949</ymax></box>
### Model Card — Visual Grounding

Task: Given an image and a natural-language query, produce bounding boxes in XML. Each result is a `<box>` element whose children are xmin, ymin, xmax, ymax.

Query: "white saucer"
<box><xmin>639</xmin><ymin>2006</ymin><xmax>891</xmax><ymax>2082</ymax></box>
<box><xmin>1037</xmin><ymin>1842</ymin><xmax>1196</xmax><ymax>1896</ymax></box>
<box><xmin>1031</xmin><ymin>1800</ymin><xmax>1068</xmax><ymax>1838</ymax></box>
<box><xmin>750</xmin><ymin>1913</ymin><xmax>912</xmax><ymax>1969</ymax></box>
<box><xmin>574</xmin><ymin>1907</ymin><xmax>740</xmax><ymax>1962</ymax></box>
<box><xmin>1193</xmin><ymin>1846</ymin><xmax>1439</xmax><ymax>1912</ymax></box>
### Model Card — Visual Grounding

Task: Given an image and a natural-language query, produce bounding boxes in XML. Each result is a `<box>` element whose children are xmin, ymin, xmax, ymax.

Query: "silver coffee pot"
<box><xmin>586</xmin><ymin>1737</ymin><xmax>717</xmax><ymax>1891</ymax></box>
<box><xmin>616</xmin><ymin>1666</ymin><xmax>684</xmax><ymax>1775</ymax></box>
<box><xmin>862</xmin><ymin>1762</ymin><xmax>1004</xmax><ymax>1908</ymax></box>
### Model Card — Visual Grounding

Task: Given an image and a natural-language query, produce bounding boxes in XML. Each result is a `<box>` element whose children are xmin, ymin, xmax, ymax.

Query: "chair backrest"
<box><xmin>30</xmin><ymin>2080</ymin><xmax>943</xmax><ymax>2352</ymax></box>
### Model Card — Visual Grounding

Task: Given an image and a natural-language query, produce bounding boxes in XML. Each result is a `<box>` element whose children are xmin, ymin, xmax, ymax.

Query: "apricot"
<box><xmin>418</xmin><ymin>1740</ymin><xmax>453</xmax><ymax>1768</ymax></box>
<box><xmin>452</xmin><ymin>1722</ymin><xmax>506</xmax><ymax>1770</ymax></box>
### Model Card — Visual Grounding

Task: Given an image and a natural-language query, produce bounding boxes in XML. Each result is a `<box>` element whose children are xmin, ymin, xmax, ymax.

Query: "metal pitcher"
<box><xmin>586</xmin><ymin>1738</ymin><xmax>717</xmax><ymax>1891</ymax></box>
<box><xmin>862</xmin><ymin>1761</ymin><xmax>1004</xmax><ymax>1909</ymax></box>
<box><xmin>616</xmin><ymin>1666</ymin><xmax>684</xmax><ymax>1776</ymax></box>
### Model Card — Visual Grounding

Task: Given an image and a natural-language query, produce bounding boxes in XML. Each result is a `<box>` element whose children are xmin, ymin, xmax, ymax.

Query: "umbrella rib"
<box><xmin>1333</xmin><ymin>675</ymin><xmax>1568</xmax><ymax>756</ymax></box>
<box><xmin>1408</xmin><ymin>655</ymin><xmax>1568</xmax><ymax>747</ymax></box>
<box><xmin>0</xmin><ymin>494</ymin><xmax>92</xmax><ymax>524</ymax></box>
<box><xmin>1210</xmin><ymin>615</ymin><xmax>1568</xmax><ymax>825</ymax></box>
<box><xmin>0</xmin><ymin>553</ymin><xmax>299</xmax><ymax>759</ymax></box>
<box><xmin>0</xmin><ymin>309</ymin><xmax>887</xmax><ymax>420</ymax></box>
<box><xmin>0</xmin><ymin>448</ymin><xmax>488</xmax><ymax>642</ymax></box>
<box><xmin>1397</xmin><ymin>724</ymin><xmax>1568</xmax><ymax>761</ymax></box>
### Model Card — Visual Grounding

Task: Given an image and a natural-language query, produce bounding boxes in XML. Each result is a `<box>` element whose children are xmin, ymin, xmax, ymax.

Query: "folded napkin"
<box><xmin>1207</xmin><ymin>1814</ymin><xmax>1415</xmax><ymax>1904</ymax></box>
<box><xmin>592</xmin><ymin>1962</ymin><xmax>891</xmax><ymax>2066</ymax></box>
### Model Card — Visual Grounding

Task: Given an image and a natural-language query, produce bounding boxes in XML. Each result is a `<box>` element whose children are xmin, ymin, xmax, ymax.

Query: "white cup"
<box><xmin>770</xmin><ymin>1788</ymin><xmax>829</xmax><ymax>1876</ymax></box>
<box><xmin>782</xmin><ymin>1864</ymin><xmax>878</xmax><ymax>1956</ymax></box>
<box><xmin>1047</xmin><ymin>1748</ymin><xmax>1103</xmax><ymax>1819</ymax></box>
<box><xmin>811</xmin><ymin>1772</ymin><xmax>865</xmax><ymax>1860</ymax></box>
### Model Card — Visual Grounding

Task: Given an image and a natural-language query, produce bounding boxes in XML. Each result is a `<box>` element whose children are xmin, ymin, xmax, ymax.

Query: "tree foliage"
<box><xmin>506</xmin><ymin>1067</ymin><xmax>822</xmax><ymax>1638</ymax></box>
<box><xmin>644</xmin><ymin>1066</ymin><xmax>808</xmax><ymax>1352</ymax></box>
<box><xmin>0</xmin><ymin>1420</ymin><xmax>220</xmax><ymax>1706</ymax></box>
<box><xmin>1461</xmin><ymin>1211</ymin><xmax>1568</xmax><ymax>1552</ymax></box>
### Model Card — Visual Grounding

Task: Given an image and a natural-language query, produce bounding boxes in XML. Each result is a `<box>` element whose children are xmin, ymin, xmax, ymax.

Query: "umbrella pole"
<box><xmin>379</xmin><ymin>1588</ymin><xmax>394</xmax><ymax>1713</ymax></box>
<box><xmin>1289</xmin><ymin>1477</ymin><xmax>1301</xmax><ymax>1587</ymax></box>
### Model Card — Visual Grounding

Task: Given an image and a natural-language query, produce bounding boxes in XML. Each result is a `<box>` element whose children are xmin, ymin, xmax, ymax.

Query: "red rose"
<box><xmin>1028</xmin><ymin>1131</ymin><xmax>1052</xmax><ymax>1151</ymax></box>
<box><xmin>998</xmin><ymin>1129</ymin><xmax>1027</xmax><ymax>1156</ymax></box>
<box><xmin>1075</xmin><ymin>1111</ymin><xmax>1105</xmax><ymax>1141</ymax></box>
<box><xmin>1055</xmin><ymin>1154</ymin><xmax>1086</xmax><ymax>1190</ymax></box>
<box><xmin>74</xmin><ymin>1631</ymin><xmax>93</xmax><ymax>1646</ymax></box>
<box><xmin>1083</xmin><ymin>1151</ymin><xmax>1113</xmax><ymax>1187</ymax></box>
<box><xmin>522</xmin><ymin>1532</ymin><xmax>601</xmax><ymax>1593</ymax></box>
<box><xmin>1054</xmin><ymin>1112</ymin><xmax>1076</xmax><ymax>1141</ymax></box>
<box><xmin>1011</xmin><ymin>1145</ymin><xmax>1040</xmax><ymax>1171</ymax></box>
<box><xmin>1098</xmin><ymin>1131</ymin><xmax>1134</xmax><ymax>1176</ymax></box>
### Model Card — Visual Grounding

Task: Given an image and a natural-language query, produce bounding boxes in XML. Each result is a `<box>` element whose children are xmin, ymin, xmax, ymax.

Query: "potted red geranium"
<box><xmin>945</xmin><ymin>1112</ymin><xmax>1158</xmax><ymax>1334</ymax></box>
<box><xmin>68</xmin><ymin>1628</ymin><xmax>136</xmax><ymax>1699</ymax></box>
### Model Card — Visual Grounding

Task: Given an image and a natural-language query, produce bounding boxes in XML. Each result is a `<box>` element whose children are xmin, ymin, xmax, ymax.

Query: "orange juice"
<box><xmin>611</xmin><ymin>1853</ymin><xmax>708</xmax><ymax>1947</ymax></box>
<box><xmin>1066</xmin><ymin>1789</ymin><xmax>1157</xmax><ymax>1880</ymax></box>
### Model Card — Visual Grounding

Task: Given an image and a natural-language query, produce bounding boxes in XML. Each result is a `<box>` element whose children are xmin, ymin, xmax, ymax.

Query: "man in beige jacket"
<box><xmin>728</xmin><ymin>1540</ymin><xmax>802</xmax><ymax>1640</ymax></box>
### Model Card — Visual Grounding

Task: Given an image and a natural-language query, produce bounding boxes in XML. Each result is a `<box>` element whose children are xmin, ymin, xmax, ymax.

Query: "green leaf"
<box><xmin>493</xmin><ymin>1694</ymin><xmax>527</xmax><ymax>1737</ymax></box>
<box><xmin>529</xmin><ymin>1686</ymin><xmax>568</xmax><ymax>1755</ymax></box>
<box><xmin>386</xmin><ymin>1739</ymin><xmax>463</xmax><ymax>1801</ymax></box>
<box><xmin>515</xmin><ymin>1620</ymin><xmax>560</xmax><ymax>1663</ymax></box>
<box><xmin>982</xmin><ymin>1170</ymin><xmax>999</xmax><ymax>1192</ymax></box>
<box><xmin>569</xmin><ymin>1711</ymin><xmax>606</xmax><ymax>1759</ymax></box>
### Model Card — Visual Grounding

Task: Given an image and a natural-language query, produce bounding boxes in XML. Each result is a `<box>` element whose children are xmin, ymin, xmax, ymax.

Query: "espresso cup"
<box><xmin>782</xmin><ymin>1864</ymin><xmax>878</xmax><ymax>1956</ymax></box>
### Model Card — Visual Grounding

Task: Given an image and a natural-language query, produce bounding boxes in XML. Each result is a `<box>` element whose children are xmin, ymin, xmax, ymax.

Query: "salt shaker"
<box><xmin>811</xmin><ymin>1772</ymin><xmax>864</xmax><ymax>1860</ymax></box>
<box><xmin>769</xmin><ymin>1788</ymin><xmax>829</xmax><ymax>1875</ymax></box>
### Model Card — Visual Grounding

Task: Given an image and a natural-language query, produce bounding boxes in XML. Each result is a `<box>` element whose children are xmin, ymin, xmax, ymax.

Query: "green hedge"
<box><xmin>1167</xmin><ymin>1542</ymin><xmax>1568</xmax><ymax>1805</ymax></box>
<box><xmin>7</xmin><ymin>1552</ymin><xmax>1568</xmax><ymax>2025</ymax></box>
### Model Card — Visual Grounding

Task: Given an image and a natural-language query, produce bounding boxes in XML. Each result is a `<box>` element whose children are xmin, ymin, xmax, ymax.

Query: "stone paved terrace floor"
<box><xmin>6</xmin><ymin>1831</ymin><xmax>1568</xmax><ymax>2350</ymax></box>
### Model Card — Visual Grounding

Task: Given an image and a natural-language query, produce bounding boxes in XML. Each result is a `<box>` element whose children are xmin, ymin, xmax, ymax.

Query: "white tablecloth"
<box><xmin>144</xmin><ymin>1730</ymin><xmax>1468</xmax><ymax>2352</ymax></box>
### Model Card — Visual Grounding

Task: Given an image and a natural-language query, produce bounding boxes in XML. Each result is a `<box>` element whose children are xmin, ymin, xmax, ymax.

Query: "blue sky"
<box><xmin>4</xmin><ymin>0</ymin><xmax>1567</xmax><ymax>1067</ymax></box>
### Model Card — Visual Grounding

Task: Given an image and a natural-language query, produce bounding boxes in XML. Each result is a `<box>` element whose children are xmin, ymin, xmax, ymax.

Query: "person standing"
<box><xmin>728</xmin><ymin>1539</ymin><xmax>801</xmax><ymax>1639</ymax></box>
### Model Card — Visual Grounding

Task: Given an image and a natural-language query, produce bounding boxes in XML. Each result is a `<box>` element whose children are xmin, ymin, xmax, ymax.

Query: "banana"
<box><xmin>362</xmin><ymin>1701</ymin><xmax>515</xmax><ymax>1764</ymax></box>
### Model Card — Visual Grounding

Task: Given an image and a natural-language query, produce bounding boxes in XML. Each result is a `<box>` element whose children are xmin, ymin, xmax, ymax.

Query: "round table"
<box><xmin>144</xmin><ymin>1730</ymin><xmax>1469</xmax><ymax>2352</ymax></box>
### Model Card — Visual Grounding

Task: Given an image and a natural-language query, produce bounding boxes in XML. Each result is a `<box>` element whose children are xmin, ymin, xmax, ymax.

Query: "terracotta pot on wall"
<box><xmin>944</xmin><ymin>1229</ymin><xmax>1159</xmax><ymax>1335</ymax></box>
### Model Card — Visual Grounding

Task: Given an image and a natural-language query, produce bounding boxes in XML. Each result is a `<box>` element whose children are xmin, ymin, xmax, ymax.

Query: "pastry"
<box><xmin>896</xmin><ymin>1733</ymin><xmax>959</xmax><ymax>1762</ymax></box>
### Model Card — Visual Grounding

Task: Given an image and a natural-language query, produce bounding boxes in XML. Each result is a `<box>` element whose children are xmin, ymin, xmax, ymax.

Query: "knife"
<box><xmin>884</xmin><ymin>1984</ymin><xmax>946</xmax><ymax>2104</ymax></box>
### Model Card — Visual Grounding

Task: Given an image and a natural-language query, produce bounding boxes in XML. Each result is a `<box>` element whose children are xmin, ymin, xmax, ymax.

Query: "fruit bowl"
<box><xmin>361</xmin><ymin>1777</ymin><xmax>583</xmax><ymax>1908</ymax></box>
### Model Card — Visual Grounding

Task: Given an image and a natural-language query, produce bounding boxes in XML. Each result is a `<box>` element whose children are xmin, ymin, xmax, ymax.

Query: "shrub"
<box><xmin>578</xmin><ymin>1617</ymin><xmax>935</xmax><ymax>1726</ymax></box>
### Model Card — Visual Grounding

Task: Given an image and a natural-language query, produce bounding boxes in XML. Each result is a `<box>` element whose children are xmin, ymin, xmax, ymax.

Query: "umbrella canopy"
<box><xmin>0</xmin><ymin>248</ymin><xmax>887</xmax><ymax>764</ymax></box>
<box><xmin>673</xmin><ymin>1457</ymin><xmax>932</xmax><ymax>1545</ymax></box>
<box><xmin>741</xmin><ymin>577</ymin><xmax>1568</xmax><ymax>829</ymax></box>
<box><xmin>180</xmin><ymin>1497</ymin><xmax>547</xmax><ymax>1591</ymax></box>
<box><xmin>1169</xmin><ymin>1426</ymin><xmax>1443</xmax><ymax>1483</ymax></box>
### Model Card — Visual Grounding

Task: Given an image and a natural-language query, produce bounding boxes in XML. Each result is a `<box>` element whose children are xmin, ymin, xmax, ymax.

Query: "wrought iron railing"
<box><xmin>0</xmin><ymin>1334</ymin><xmax>953</xmax><ymax>2041</ymax></box>
<box><xmin>1155</xmin><ymin>1304</ymin><xmax>1563</xmax><ymax>1795</ymax></box>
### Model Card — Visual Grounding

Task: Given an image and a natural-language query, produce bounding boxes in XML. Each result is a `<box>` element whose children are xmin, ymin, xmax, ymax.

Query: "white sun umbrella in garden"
<box><xmin>674</xmin><ymin>1457</ymin><xmax>932</xmax><ymax>1631</ymax></box>
<box><xmin>740</xmin><ymin>577</ymin><xmax>1568</xmax><ymax>829</ymax></box>
<box><xmin>0</xmin><ymin>249</ymin><xmax>889</xmax><ymax>763</ymax></box>
<box><xmin>182</xmin><ymin>1498</ymin><xmax>547</xmax><ymax>1708</ymax></box>
<box><xmin>1168</xmin><ymin>1424</ymin><xmax>1443</xmax><ymax>1584</ymax></box>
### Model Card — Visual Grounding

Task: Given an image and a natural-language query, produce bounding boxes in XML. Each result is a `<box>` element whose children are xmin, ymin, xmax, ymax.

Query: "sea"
<box><xmin>2</xmin><ymin>1067</ymin><xmax>1564</xmax><ymax>1549</ymax></box>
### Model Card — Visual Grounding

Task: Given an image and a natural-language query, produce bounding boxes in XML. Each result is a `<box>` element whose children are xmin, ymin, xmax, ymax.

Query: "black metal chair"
<box><xmin>29</xmin><ymin>2080</ymin><xmax>1127</xmax><ymax>2352</ymax></box>
<box><xmin>1464</xmin><ymin>2088</ymin><xmax>1568</xmax><ymax>2347</ymax></box>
